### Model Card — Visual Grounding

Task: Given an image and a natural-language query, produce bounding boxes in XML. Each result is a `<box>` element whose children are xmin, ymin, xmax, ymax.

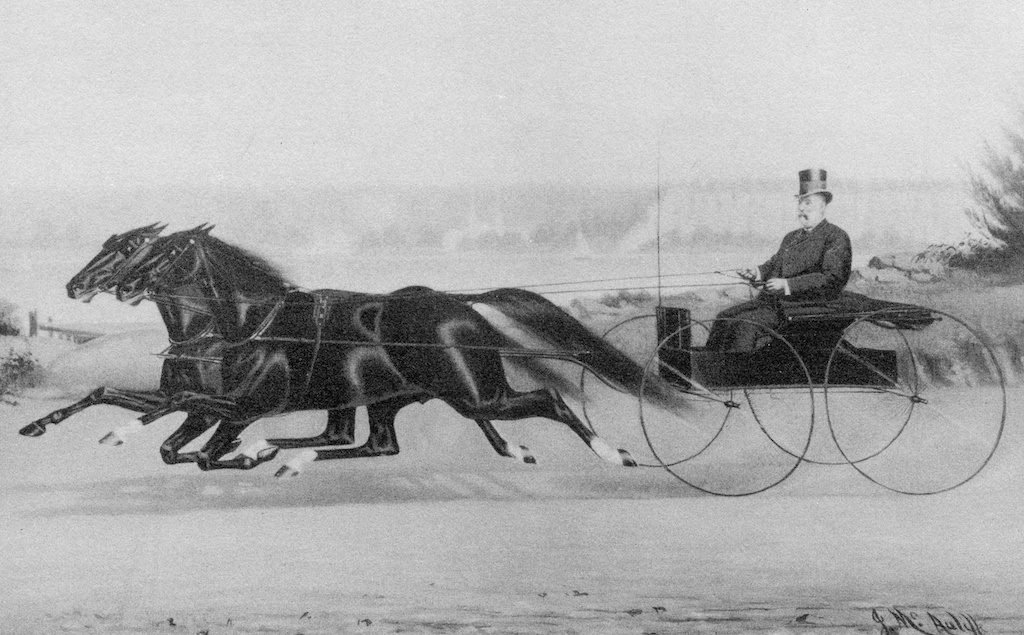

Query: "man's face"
<box><xmin>797</xmin><ymin>193</ymin><xmax>827</xmax><ymax>229</ymax></box>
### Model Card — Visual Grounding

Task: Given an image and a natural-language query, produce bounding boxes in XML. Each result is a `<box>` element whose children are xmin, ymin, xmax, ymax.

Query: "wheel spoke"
<box><xmin>640</xmin><ymin>316</ymin><xmax>814</xmax><ymax>495</ymax></box>
<box><xmin>825</xmin><ymin>308</ymin><xmax>1005</xmax><ymax>494</ymax></box>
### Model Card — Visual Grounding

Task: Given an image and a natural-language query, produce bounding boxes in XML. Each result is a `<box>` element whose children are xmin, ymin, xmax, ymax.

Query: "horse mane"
<box><xmin>199</xmin><ymin>233</ymin><xmax>296</xmax><ymax>294</ymax></box>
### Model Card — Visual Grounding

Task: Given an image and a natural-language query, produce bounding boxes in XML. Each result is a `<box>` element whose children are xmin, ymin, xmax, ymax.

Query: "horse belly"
<box><xmin>301</xmin><ymin>345</ymin><xmax>416</xmax><ymax>410</ymax></box>
<box><xmin>380</xmin><ymin>312</ymin><xmax>511</xmax><ymax>401</ymax></box>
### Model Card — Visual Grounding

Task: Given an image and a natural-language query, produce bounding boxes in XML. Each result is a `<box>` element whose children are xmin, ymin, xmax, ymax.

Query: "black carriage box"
<box><xmin>654</xmin><ymin>298</ymin><xmax>936</xmax><ymax>389</ymax></box>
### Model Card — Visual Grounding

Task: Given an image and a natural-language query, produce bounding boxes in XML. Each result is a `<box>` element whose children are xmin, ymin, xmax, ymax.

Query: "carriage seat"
<box><xmin>777</xmin><ymin>291</ymin><xmax>937</xmax><ymax>343</ymax></box>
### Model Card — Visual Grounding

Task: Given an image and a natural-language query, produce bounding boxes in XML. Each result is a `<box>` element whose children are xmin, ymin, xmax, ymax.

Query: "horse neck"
<box><xmin>204</xmin><ymin>258</ymin><xmax>287</xmax><ymax>342</ymax></box>
<box><xmin>154</xmin><ymin>283</ymin><xmax>217</xmax><ymax>343</ymax></box>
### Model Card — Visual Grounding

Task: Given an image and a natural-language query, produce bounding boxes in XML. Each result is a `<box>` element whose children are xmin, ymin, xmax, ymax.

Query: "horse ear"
<box><xmin>202</xmin><ymin>224</ymin><xmax>215</xmax><ymax>234</ymax></box>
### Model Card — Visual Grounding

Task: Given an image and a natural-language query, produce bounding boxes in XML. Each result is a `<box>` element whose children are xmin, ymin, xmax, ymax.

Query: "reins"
<box><xmin>140</xmin><ymin>270</ymin><xmax>751</xmax><ymax>309</ymax></box>
<box><xmin>107</xmin><ymin>234</ymin><xmax>755</xmax><ymax>392</ymax></box>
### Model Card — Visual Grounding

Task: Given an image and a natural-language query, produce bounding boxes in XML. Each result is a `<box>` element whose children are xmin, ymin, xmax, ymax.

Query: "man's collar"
<box><xmin>802</xmin><ymin>219</ymin><xmax>828</xmax><ymax>234</ymax></box>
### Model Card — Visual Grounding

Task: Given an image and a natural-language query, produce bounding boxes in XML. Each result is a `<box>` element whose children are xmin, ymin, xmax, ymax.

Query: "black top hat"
<box><xmin>796</xmin><ymin>169</ymin><xmax>833</xmax><ymax>204</ymax></box>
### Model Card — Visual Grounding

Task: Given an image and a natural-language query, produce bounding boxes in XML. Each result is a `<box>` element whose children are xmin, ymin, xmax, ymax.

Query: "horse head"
<box><xmin>114</xmin><ymin>224</ymin><xmax>213</xmax><ymax>306</ymax></box>
<box><xmin>67</xmin><ymin>223</ymin><xmax>167</xmax><ymax>302</ymax></box>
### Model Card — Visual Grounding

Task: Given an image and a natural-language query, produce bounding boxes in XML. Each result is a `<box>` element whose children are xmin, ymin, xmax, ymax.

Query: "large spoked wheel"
<box><xmin>824</xmin><ymin>308</ymin><xmax>1006</xmax><ymax>494</ymax></box>
<box><xmin>639</xmin><ymin>317</ymin><xmax>815</xmax><ymax>496</ymax></box>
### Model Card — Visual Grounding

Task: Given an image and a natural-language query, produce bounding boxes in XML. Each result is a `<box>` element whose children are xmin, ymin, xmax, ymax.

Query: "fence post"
<box><xmin>29</xmin><ymin>310</ymin><xmax>37</xmax><ymax>337</ymax></box>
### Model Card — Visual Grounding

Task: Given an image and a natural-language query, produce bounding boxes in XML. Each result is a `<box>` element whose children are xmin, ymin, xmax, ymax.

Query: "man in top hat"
<box><xmin>705</xmin><ymin>169</ymin><xmax>853</xmax><ymax>351</ymax></box>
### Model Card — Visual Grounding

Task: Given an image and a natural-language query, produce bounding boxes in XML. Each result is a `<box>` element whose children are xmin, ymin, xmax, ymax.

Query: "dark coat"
<box><xmin>757</xmin><ymin>219</ymin><xmax>852</xmax><ymax>301</ymax></box>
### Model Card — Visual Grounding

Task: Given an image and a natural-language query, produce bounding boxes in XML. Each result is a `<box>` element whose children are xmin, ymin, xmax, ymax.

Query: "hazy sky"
<box><xmin>3</xmin><ymin>0</ymin><xmax>1024</xmax><ymax>191</ymax></box>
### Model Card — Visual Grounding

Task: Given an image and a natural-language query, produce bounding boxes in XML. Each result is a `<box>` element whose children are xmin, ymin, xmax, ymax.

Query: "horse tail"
<box><xmin>451</xmin><ymin>288</ymin><xmax>653</xmax><ymax>398</ymax></box>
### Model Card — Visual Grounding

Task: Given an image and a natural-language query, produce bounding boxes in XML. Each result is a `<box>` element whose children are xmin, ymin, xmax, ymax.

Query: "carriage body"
<box><xmin>654</xmin><ymin>301</ymin><xmax>918</xmax><ymax>389</ymax></box>
<box><xmin>615</xmin><ymin>293</ymin><xmax>1005</xmax><ymax>497</ymax></box>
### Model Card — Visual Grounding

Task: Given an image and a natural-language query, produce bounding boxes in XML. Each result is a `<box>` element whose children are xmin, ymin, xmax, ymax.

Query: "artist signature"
<box><xmin>872</xmin><ymin>607</ymin><xmax>984</xmax><ymax>635</ymax></box>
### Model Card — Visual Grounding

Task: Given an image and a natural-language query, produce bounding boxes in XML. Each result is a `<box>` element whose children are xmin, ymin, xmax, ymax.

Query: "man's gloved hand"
<box><xmin>737</xmin><ymin>266</ymin><xmax>760</xmax><ymax>282</ymax></box>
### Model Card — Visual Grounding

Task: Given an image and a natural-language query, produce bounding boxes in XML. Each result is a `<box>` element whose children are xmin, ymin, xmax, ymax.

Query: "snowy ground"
<box><xmin>0</xmin><ymin>330</ymin><xmax>1021</xmax><ymax>634</ymax></box>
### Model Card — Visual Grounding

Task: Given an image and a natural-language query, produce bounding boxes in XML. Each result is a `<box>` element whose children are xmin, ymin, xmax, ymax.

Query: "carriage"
<box><xmin>578</xmin><ymin>291</ymin><xmax>1005</xmax><ymax>496</ymax></box>
<box><xmin>22</xmin><ymin>224</ymin><xmax>1007</xmax><ymax>497</ymax></box>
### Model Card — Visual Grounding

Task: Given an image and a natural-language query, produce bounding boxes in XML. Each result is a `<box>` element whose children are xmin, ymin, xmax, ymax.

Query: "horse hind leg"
<box><xmin>275</xmin><ymin>397</ymin><xmax>412</xmax><ymax>477</ymax></box>
<box><xmin>475</xmin><ymin>420</ymin><xmax>535</xmax><ymax>464</ymax></box>
<box><xmin>453</xmin><ymin>387</ymin><xmax>636</xmax><ymax>467</ymax></box>
<box><xmin>267</xmin><ymin>408</ymin><xmax>357</xmax><ymax>449</ymax></box>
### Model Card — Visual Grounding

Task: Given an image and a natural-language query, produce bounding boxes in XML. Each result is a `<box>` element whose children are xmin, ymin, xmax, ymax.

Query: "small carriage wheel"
<box><xmin>639</xmin><ymin>317</ymin><xmax>815</xmax><ymax>496</ymax></box>
<box><xmin>824</xmin><ymin>308</ymin><xmax>1006</xmax><ymax>495</ymax></box>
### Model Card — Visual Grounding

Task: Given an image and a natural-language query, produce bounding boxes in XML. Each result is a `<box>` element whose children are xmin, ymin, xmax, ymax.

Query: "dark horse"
<box><xmin>22</xmin><ymin>225</ymin><xmax>534</xmax><ymax>469</ymax></box>
<box><xmin>111</xmin><ymin>225</ymin><xmax>657</xmax><ymax>473</ymax></box>
<box><xmin>18</xmin><ymin>224</ymin><xmax>250</xmax><ymax>465</ymax></box>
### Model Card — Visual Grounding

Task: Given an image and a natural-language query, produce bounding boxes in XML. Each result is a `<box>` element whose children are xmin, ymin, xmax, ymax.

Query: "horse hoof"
<box><xmin>99</xmin><ymin>432</ymin><xmax>124</xmax><ymax>446</ymax></box>
<box><xmin>257</xmin><ymin>446</ymin><xmax>279</xmax><ymax>462</ymax></box>
<box><xmin>240</xmin><ymin>438</ymin><xmax>268</xmax><ymax>460</ymax></box>
<box><xmin>619</xmin><ymin>449</ymin><xmax>637</xmax><ymax>467</ymax></box>
<box><xmin>516</xmin><ymin>445</ymin><xmax>537</xmax><ymax>465</ymax></box>
<box><xmin>19</xmin><ymin>423</ymin><xmax>46</xmax><ymax>437</ymax></box>
<box><xmin>100</xmin><ymin>420</ymin><xmax>144</xmax><ymax>446</ymax></box>
<box><xmin>275</xmin><ymin>450</ymin><xmax>316</xmax><ymax>478</ymax></box>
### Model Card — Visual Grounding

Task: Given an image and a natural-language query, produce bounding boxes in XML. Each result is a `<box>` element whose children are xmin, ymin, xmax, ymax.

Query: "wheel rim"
<box><xmin>824</xmin><ymin>308</ymin><xmax>1006</xmax><ymax>494</ymax></box>
<box><xmin>639</xmin><ymin>317</ymin><xmax>815</xmax><ymax>496</ymax></box>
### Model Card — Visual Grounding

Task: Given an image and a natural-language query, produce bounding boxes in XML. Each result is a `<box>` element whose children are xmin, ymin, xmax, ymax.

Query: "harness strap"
<box><xmin>244</xmin><ymin>297</ymin><xmax>287</xmax><ymax>343</ymax></box>
<box><xmin>164</xmin><ymin>317</ymin><xmax>217</xmax><ymax>346</ymax></box>
<box><xmin>295</xmin><ymin>292</ymin><xmax>331</xmax><ymax>401</ymax></box>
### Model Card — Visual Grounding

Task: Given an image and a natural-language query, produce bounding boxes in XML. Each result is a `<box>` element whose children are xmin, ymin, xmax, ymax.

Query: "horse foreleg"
<box><xmin>158</xmin><ymin>414</ymin><xmax>233</xmax><ymax>465</ymax></box>
<box><xmin>194</xmin><ymin>419</ymin><xmax>279</xmax><ymax>471</ymax></box>
<box><xmin>138</xmin><ymin>391</ymin><xmax>238</xmax><ymax>425</ymax></box>
<box><xmin>267</xmin><ymin>408</ymin><xmax>357</xmax><ymax>449</ymax></box>
<box><xmin>19</xmin><ymin>388</ymin><xmax>166</xmax><ymax>437</ymax></box>
<box><xmin>98</xmin><ymin>392</ymin><xmax>228</xmax><ymax>447</ymax></box>
<box><xmin>474</xmin><ymin>420</ymin><xmax>535</xmax><ymax>464</ymax></box>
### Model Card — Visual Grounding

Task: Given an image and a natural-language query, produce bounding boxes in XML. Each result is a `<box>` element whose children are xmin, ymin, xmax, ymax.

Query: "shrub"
<box><xmin>0</xmin><ymin>348</ymin><xmax>40</xmax><ymax>398</ymax></box>
<box><xmin>921</xmin><ymin>109</ymin><xmax>1024</xmax><ymax>272</ymax></box>
<box><xmin>0</xmin><ymin>300</ymin><xmax>20</xmax><ymax>336</ymax></box>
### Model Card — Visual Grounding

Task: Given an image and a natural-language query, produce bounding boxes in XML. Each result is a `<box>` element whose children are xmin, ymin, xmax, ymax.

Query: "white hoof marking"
<box><xmin>508</xmin><ymin>444</ymin><xmax>535</xmax><ymax>464</ymax></box>
<box><xmin>589</xmin><ymin>437</ymin><xmax>622</xmax><ymax>464</ymax></box>
<box><xmin>240</xmin><ymin>438</ymin><xmax>272</xmax><ymax>460</ymax></box>
<box><xmin>507</xmin><ymin>443</ymin><xmax>525</xmax><ymax>462</ymax></box>
<box><xmin>99</xmin><ymin>419</ymin><xmax>144</xmax><ymax>446</ymax></box>
<box><xmin>281</xmin><ymin>449</ymin><xmax>317</xmax><ymax>476</ymax></box>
